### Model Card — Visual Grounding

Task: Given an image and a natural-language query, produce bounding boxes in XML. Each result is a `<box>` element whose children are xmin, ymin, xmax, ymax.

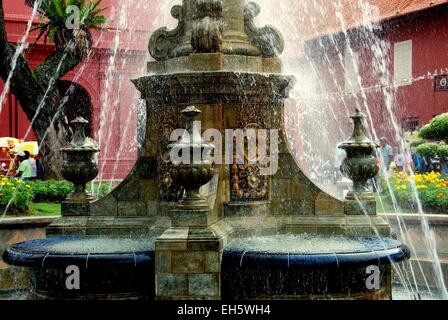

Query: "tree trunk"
<box><xmin>0</xmin><ymin>0</ymin><xmax>93</xmax><ymax>179</ymax></box>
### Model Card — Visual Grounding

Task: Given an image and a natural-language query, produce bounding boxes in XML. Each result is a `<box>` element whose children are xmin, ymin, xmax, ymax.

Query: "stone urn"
<box><xmin>61</xmin><ymin>117</ymin><xmax>100</xmax><ymax>203</ymax></box>
<box><xmin>338</xmin><ymin>109</ymin><xmax>379</xmax><ymax>196</ymax></box>
<box><xmin>168</xmin><ymin>106</ymin><xmax>215</xmax><ymax>210</ymax></box>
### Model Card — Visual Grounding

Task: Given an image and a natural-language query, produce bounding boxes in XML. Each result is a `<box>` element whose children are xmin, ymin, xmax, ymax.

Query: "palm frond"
<box><xmin>27</xmin><ymin>0</ymin><xmax>107</xmax><ymax>45</ymax></box>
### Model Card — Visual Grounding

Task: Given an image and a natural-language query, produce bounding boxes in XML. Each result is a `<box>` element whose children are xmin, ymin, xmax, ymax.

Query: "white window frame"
<box><xmin>344</xmin><ymin>50</ymin><xmax>360</xmax><ymax>92</ymax></box>
<box><xmin>394</xmin><ymin>40</ymin><xmax>413</xmax><ymax>87</ymax></box>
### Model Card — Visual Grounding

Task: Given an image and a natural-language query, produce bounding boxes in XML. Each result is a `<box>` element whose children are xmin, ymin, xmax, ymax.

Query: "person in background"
<box><xmin>439</xmin><ymin>141</ymin><xmax>448</xmax><ymax>176</ymax></box>
<box><xmin>15</xmin><ymin>151</ymin><xmax>35</xmax><ymax>181</ymax></box>
<box><xmin>430</xmin><ymin>155</ymin><xmax>440</xmax><ymax>173</ymax></box>
<box><xmin>395</xmin><ymin>149</ymin><xmax>405</xmax><ymax>172</ymax></box>
<box><xmin>380</xmin><ymin>137</ymin><xmax>394</xmax><ymax>173</ymax></box>
<box><xmin>28</xmin><ymin>152</ymin><xmax>37</xmax><ymax>180</ymax></box>
<box><xmin>35</xmin><ymin>154</ymin><xmax>43</xmax><ymax>180</ymax></box>
<box><xmin>412</xmin><ymin>148</ymin><xmax>424</xmax><ymax>173</ymax></box>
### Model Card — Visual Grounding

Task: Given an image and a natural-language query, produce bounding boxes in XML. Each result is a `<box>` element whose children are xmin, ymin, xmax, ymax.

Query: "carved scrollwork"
<box><xmin>191</xmin><ymin>0</ymin><xmax>224</xmax><ymax>53</ymax></box>
<box><xmin>149</xmin><ymin>5</ymin><xmax>185</xmax><ymax>61</ymax></box>
<box><xmin>157</xmin><ymin>109</ymin><xmax>184</xmax><ymax>202</ymax></box>
<box><xmin>244</xmin><ymin>2</ymin><xmax>285</xmax><ymax>58</ymax></box>
<box><xmin>230</xmin><ymin>121</ymin><xmax>270</xmax><ymax>202</ymax></box>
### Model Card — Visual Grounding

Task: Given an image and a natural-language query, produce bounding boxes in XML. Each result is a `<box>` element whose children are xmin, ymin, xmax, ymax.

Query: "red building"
<box><xmin>296</xmin><ymin>0</ymin><xmax>448</xmax><ymax>144</ymax></box>
<box><xmin>0</xmin><ymin>0</ymin><xmax>157</xmax><ymax>179</ymax></box>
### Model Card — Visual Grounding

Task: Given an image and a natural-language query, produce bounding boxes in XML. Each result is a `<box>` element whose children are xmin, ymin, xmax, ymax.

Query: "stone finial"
<box><xmin>168</xmin><ymin>106</ymin><xmax>215</xmax><ymax>210</ymax></box>
<box><xmin>339</xmin><ymin>109</ymin><xmax>379</xmax><ymax>195</ymax></box>
<box><xmin>149</xmin><ymin>0</ymin><xmax>284</xmax><ymax>61</ymax></box>
<box><xmin>61</xmin><ymin>118</ymin><xmax>99</xmax><ymax>204</ymax></box>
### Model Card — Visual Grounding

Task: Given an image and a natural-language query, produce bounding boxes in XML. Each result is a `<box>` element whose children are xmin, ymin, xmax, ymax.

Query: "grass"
<box><xmin>3</xmin><ymin>203</ymin><xmax>61</xmax><ymax>218</ymax></box>
<box><xmin>29</xmin><ymin>202</ymin><xmax>61</xmax><ymax>217</ymax></box>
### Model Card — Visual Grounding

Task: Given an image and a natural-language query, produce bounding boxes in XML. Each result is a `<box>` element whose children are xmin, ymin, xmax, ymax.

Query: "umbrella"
<box><xmin>0</xmin><ymin>137</ymin><xmax>22</xmax><ymax>149</ymax></box>
<box><xmin>12</xmin><ymin>141</ymin><xmax>39</xmax><ymax>156</ymax></box>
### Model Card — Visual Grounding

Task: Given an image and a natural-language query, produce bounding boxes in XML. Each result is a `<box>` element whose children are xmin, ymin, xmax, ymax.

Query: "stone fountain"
<box><xmin>3</xmin><ymin>0</ymin><xmax>409</xmax><ymax>300</ymax></box>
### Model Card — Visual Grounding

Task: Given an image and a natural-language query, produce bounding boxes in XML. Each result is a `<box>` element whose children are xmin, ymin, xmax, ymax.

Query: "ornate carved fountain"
<box><xmin>4</xmin><ymin>0</ymin><xmax>410</xmax><ymax>301</ymax></box>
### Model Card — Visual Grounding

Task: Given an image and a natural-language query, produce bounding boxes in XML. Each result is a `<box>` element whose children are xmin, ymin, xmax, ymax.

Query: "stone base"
<box><xmin>47</xmin><ymin>216</ymin><xmax>166</xmax><ymax>237</ymax></box>
<box><xmin>171</xmin><ymin>209</ymin><xmax>211</xmax><ymax>228</ymax></box>
<box><xmin>344</xmin><ymin>193</ymin><xmax>377</xmax><ymax>216</ymax></box>
<box><xmin>155</xmin><ymin>220</ymin><xmax>233</xmax><ymax>300</ymax></box>
<box><xmin>61</xmin><ymin>202</ymin><xmax>91</xmax><ymax>216</ymax></box>
<box><xmin>225</xmin><ymin>215</ymin><xmax>391</xmax><ymax>238</ymax></box>
<box><xmin>224</xmin><ymin>201</ymin><xmax>271</xmax><ymax>217</ymax></box>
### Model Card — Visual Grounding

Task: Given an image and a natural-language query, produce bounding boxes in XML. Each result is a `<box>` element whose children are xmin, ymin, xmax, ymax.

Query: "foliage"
<box><xmin>416</xmin><ymin>143</ymin><xmax>442</xmax><ymax>158</ymax></box>
<box><xmin>31</xmin><ymin>180</ymin><xmax>74</xmax><ymax>202</ymax></box>
<box><xmin>410</xmin><ymin>138</ymin><xmax>426</xmax><ymax>148</ymax></box>
<box><xmin>415</xmin><ymin>114</ymin><xmax>448</xmax><ymax>159</ymax></box>
<box><xmin>382</xmin><ymin>171</ymin><xmax>448</xmax><ymax>213</ymax></box>
<box><xmin>34</xmin><ymin>0</ymin><xmax>107</xmax><ymax>44</ymax></box>
<box><xmin>30</xmin><ymin>180</ymin><xmax>115</xmax><ymax>203</ymax></box>
<box><xmin>419</xmin><ymin>113</ymin><xmax>448</xmax><ymax>142</ymax></box>
<box><xmin>0</xmin><ymin>177</ymin><xmax>34</xmax><ymax>215</ymax></box>
<box><xmin>0</xmin><ymin>178</ymin><xmax>117</xmax><ymax>215</ymax></box>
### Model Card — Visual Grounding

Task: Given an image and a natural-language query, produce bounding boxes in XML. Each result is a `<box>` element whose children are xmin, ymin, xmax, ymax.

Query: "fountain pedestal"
<box><xmin>155</xmin><ymin>107</ymin><xmax>227</xmax><ymax>300</ymax></box>
<box><xmin>47</xmin><ymin>117</ymin><xmax>100</xmax><ymax>234</ymax></box>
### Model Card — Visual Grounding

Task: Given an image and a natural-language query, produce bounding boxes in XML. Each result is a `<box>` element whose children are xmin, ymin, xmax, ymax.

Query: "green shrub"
<box><xmin>30</xmin><ymin>180</ymin><xmax>74</xmax><ymax>202</ymax></box>
<box><xmin>0</xmin><ymin>178</ymin><xmax>34</xmax><ymax>215</ymax></box>
<box><xmin>410</xmin><ymin>138</ymin><xmax>426</xmax><ymax>148</ymax></box>
<box><xmin>58</xmin><ymin>180</ymin><xmax>74</xmax><ymax>200</ymax></box>
<box><xmin>30</xmin><ymin>180</ymin><xmax>116</xmax><ymax>202</ymax></box>
<box><xmin>419</xmin><ymin>113</ymin><xmax>448</xmax><ymax>142</ymax></box>
<box><xmin>416</xmin><ymin>143</ymin><xmax>441</xmax><ymax>158</ymax></box>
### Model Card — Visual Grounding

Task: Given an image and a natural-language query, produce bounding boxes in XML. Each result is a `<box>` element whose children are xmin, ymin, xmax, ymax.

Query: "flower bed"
<box><xmin>383</xmin><ymin>172</ymin><xmax>448</xmax><ymax>213</ymax></box>
<box><xmin>0</xmin><ymin>178</ymin><xmax>34</xmax><ymax>215</ymax></box>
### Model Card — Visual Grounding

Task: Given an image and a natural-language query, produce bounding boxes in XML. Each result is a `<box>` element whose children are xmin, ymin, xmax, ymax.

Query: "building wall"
<box><xmin>303</xmin><ymin>5</ymin><xmax>448</xmax><ymax>145</ymax></box>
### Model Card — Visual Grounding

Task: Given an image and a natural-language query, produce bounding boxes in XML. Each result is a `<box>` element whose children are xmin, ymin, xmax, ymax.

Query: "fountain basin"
<box><xmin>222</xmin><ymin>235</ymin><xmax>410</xmax><ymax>300</ymax></box>
<box><xmin>2</xmin><ymin>237</ymin><xmax>155</xmax><ymax>300</ymax></box>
